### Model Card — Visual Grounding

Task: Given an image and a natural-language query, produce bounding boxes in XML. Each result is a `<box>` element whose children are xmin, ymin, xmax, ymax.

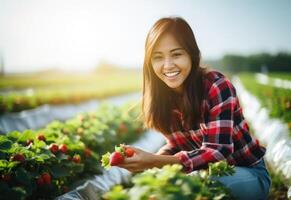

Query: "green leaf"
<box><xmin>10</xmin><ymin>186</ymin><xmax>27</xmax><ymax>199</ymax></box>
<box><xmin>71</xmin><ymin>163</ymin><xmax>84</xmax><ymax>173</ymax></box>
<box><xmin>51</xmin><ymin>165</ymin><xmax>70</xmax><ymax>178</ymax></box>
<box><xmin>33</xmin><ymin>140</ymin><xmax>46</xmax><ymax>149</ymax></box>
<box><xmin>0</xmin><ymin>151</ymin><xmax>7</xmax><ymax>159</ymax></box>
<box><xmin>6</xmin><ymin>131</ymin><xmax>21</xmax><ymax>141</ymax></box>
<box><xmin>0</xmin><ymin>160</ymin><xmax>9</xmax><ymax>168</ymax></box>
<box><xmin>33</xmin><ymin>153</ymin><xmax>50</xmax><ymax>163</ymax></box>
<box><xmin>15</xmin><ymin>167</ymin><xmax>31</xmax><ymax>186</ymax></box>
<box><xmin>56</xmin><ymin>153</ymin><xmax>69</xmax><ymax>161</ymax></box>
<box><xmin>101</xmin><ymin>152</ymin><xmax>111</xmax><ymax>169</ymax></box>
<box><xmin>7</xmin><ymin>161</ymin><xmax>19</xmax><ymax>169</ymax></box>
<box><xmin>18</xmin><ymin>130</ymin><xmax>35</xmax><ymax>143</ymax></box>
<box><xmin>0</xmin><ymin>136</ymin><xmax>12</xmax><ymax>150</ymax></box>
<box><xmin>0</xmin><ymin>160</ymin><xmax>18</xmax><ymax>171</ymax></box>
<box><xmin>102</xmin><ymin>185</ymin><xmax>129</xmax><ymax>200</ymax></box>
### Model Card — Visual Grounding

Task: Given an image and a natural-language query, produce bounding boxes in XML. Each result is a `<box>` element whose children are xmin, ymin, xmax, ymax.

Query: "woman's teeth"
<box><xmin>164</xmin><ymin>71</ymin><xmax>180</xmax><ymax>77</ymax></box>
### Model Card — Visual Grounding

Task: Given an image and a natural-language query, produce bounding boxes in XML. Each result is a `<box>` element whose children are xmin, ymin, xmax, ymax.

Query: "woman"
<box><xmin>119</xmin><ymin>16</ymin><xmax>271</xmax><ymax>199</ymax></box>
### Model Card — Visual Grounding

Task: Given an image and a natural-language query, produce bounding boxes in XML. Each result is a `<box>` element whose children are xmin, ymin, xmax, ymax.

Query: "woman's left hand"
<box><xmin>117</xmin><ymin>146</ymin><xmax>156</xmax><ymax>173</ymax></box>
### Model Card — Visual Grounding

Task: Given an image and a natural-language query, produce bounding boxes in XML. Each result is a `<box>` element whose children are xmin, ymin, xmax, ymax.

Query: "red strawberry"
<box><xmin>37</xmin><ymin>134</ymin><xmax>46</xmax><ymax>141</ymax></box>
<box><xmin>109</xmin><ymin>152</ymin><xmax>124</xmax><ymax>166</ymax></box>
<box><xmin>49</xmin><ymin>144</ymin><xmax>59</xmax><ymax>154</ymax></box>
<box><xmin>59</xmin><ymin>144</ymin><xmax>68</xmax><ymax>154</ymax></box>
<box><xmin>125</xmin><ymin>147</ymin><xmax>135</xmax><ymax>157</ymax></box>
<box><xmin>72</xmin><ymin>154</ymin><xmax>81</xmax><ymax>163</ymax></box>
<box><xmin>26</xmin><ymin>139</ymin><xmax>33</xmax><ymax>146</ymax></box>
<box><xmin>12</xmin><ymin>153</ymin><xmax>25</xmax><ymax>162</ymax></box>
<box><xmin>36</xmin><ymin>176</ymin><xmax>44</xmax><ymax>186</ymax></box>
<box><xmin>42</xmin><ymin>172</ymin><xmax>51</xmax><ymax>184</ymax></box>
<box><xmin>84</xmin><ymin>148</ymin><xmax>92</xmax><ymax>157</ymax></box>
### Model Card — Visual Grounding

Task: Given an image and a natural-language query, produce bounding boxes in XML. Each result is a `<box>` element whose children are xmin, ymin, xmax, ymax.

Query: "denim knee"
<box><xmin>210</xmin><ymin>159</ymin><xmax>271</xmax><ymax>200</ymax></box>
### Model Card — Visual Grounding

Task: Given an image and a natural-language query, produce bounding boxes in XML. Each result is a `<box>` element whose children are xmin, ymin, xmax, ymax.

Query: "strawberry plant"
<box><xmin>103</xmin><ymin>161</ymin><xmax>235</xmax><ymax>200</ymax></box>
<box><xmin>0</xmin><ymin>102</ymin><xmax>145</xmax><ymax>199</ymax></box>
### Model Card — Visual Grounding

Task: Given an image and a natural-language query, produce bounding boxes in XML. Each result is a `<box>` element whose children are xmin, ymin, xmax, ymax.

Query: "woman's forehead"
<box><xmin>153</xmin><ymin>33</ymin><xmax>183</xmax><ymax>53</ymax></box>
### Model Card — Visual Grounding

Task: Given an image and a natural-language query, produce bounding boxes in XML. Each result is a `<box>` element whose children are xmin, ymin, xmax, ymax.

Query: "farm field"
<box><xmin>0</xmin><ymin>69</ymin><xmax>142</xmax><ymax>113</ymax></box>
<box><xmin>0</xmin><ymin>70</ymin><xmax>290</xmax><ymax>199</ymax></box>
<box><xmin>238</xmin><ymin>72</ymin><xmax>291</xmax><ymax>136</ymax></box>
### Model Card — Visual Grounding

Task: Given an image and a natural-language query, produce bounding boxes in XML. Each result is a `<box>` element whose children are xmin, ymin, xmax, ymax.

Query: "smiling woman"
<box><xmin>143</xmin><ymin>16</ymin><xmax>205</xmax><ymax>135</ymax></box>
<box><xmin>117</xmin><ymin>16</ymin><xmax>272</xmax><ymax>200</ymax></box>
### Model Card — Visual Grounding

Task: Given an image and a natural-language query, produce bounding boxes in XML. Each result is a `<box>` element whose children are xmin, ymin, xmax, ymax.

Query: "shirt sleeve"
<box><xmin>174</xmin><ymin>77</ymin><xmax>236</xmax><ymax>173</ymax></box>
<box><xmin>157</xmin><ymin>136</ymin><xmax>180</xmax><ymax>155</ymax></box>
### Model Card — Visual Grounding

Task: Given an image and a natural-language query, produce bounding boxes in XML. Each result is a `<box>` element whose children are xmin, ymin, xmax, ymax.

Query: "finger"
<box><xmin>118</xmin><ymin>161</ymin><xmax>137</xmax><ymax>169</ymax></box>
<box><xmin>118</xmin><ymin>163</ymin><xmax>133</xmax><ymax>169</ymax></box>
<box><xmin>122</xmin><ymin>156</ymin><xmax>139</xmax><ymax>165</ymax></box>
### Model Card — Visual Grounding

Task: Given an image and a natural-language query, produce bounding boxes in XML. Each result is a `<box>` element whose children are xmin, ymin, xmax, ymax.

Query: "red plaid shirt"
<box><xmin>159</xmin><ymin>71</ymin><xmax>266</xmax><ymax>173</ymax></box>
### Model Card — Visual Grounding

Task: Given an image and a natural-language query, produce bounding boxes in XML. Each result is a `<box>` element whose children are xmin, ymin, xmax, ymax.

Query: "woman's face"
<box><xmin>151</xmin><ymin>33</ymin><xmax>192</xmax><ymax>94</ymax></box>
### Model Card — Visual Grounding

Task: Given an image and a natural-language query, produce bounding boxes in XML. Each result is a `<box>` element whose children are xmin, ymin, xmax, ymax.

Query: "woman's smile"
<box><xmin>164</xmin><ymin>71</ymin><xmax>181</xmax><ymax>80</ymax></box>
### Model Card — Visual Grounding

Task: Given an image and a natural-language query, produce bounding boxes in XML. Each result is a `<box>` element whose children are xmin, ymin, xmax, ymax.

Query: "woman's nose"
<box><xmin>164</xmin><ymin>57</ymin><xmax>174</xmax><ymax>69</ymax></box>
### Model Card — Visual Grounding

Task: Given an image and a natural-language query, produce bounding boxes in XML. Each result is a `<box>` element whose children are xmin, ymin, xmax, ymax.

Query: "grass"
<box><xmin>266</xmin><ymin>72</ymin><xmax>291</xmax><ymax>80</ymax></box>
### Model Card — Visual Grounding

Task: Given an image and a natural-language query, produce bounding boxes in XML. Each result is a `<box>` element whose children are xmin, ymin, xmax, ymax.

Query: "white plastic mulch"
<box><xmin>232</xmin><ymin>76</ymin><xmax>291</xmax><ymax>198</ymax></box>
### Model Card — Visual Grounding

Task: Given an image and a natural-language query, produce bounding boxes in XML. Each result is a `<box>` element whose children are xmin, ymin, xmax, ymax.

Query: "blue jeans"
<box><xmin>212</xmin><ymin>159</ymin><xmax>271</xmax><ymax>200</ymax></box>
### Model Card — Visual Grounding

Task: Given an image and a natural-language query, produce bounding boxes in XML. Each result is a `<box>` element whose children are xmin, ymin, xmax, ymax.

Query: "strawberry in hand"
<box><xmin>101</xmin><ymin>144</ymin><xmax>135</xmax><ymax>169</ymax></box>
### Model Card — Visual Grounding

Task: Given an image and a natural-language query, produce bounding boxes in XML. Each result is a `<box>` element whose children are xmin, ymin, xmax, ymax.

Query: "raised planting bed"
<box><xmin>0</xmin><ymin>102</ymin><xmax>144</xmax><ymax>199</ymax></box>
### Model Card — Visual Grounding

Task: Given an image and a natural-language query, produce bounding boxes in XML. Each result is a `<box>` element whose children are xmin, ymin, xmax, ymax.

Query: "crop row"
<box><xmin>0</xmin><ymin>70</ymin><xmax>142</xmax><ymax>113</ymax></box>
<box><xmin>0</xmin><ymin>102</ymin><xmax>144</xmax><ymax>199</ymax></box>
<box><xmin>238</xmin><ymin>73</ymin><xmax>291</xmax><ymax>136</ymax></box>
<box><xmin>103</xmin><ymin>162</ymin><xmax>235</xmax><ymax>200</ymax></box>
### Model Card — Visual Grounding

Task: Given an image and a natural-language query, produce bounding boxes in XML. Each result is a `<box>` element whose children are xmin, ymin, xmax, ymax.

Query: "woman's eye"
<box><xmin>173</xmin><ymin>53</ymin><xmax>182</xmax><ymax>57</ymax></box>
<box><xmin>152</xmin><ymin>56</ymin><xmax>162</xmax><ymax>60</ymax></box>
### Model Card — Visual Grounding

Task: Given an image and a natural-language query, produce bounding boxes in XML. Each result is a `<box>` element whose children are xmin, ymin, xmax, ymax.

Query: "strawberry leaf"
<box><xmin>101</xmin><ymin>152</ymin><xmax>111</xmax><ymax>169</ymax></box>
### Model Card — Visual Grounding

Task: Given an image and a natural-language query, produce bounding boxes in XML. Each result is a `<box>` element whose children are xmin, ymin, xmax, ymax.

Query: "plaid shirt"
<box><xmin>159</xmin><ymin>71</ymin><xmax>266</xmax><ymax>173</ymax></box>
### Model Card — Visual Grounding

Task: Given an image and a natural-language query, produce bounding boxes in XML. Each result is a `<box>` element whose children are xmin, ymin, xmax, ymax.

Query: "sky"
<box><xmin>0</xmin><ymin>0</ymin><xmax>291</xmax><ymax>73</ymax></box>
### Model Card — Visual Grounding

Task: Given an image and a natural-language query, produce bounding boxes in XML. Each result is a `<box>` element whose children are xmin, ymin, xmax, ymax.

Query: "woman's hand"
<box><xmin>117</xmin><ymin>145</ymin><xmax>181</xmax><ymax>173</ymax></box>
<box><xmin>118</xmin><ymin>146</ymin><xmax>156</xmax><ymax>173</ymax></box>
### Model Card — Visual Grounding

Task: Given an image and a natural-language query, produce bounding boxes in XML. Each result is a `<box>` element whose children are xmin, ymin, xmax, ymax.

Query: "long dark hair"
<box><xmin>141</xmin><ymin>16</ymin><xmax>207</xmax><ymax>134</ymax></box>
